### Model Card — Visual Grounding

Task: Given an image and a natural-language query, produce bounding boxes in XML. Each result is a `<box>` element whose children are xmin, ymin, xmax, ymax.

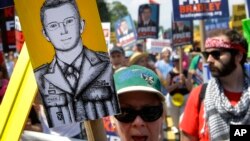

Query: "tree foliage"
<box><xmin>97</xmin><ymin>1</ymin><xmax>128</xmax><ymax>32</ymax></box>
<box><xmin>97</xmin><ymin>1</ymin><xmax>110</xmax><ymax>22</ymax></box>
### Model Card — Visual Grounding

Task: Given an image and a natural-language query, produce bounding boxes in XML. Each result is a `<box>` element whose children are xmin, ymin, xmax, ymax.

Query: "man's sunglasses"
<box><xmin>202</xmin><ymin>50</ymin><xmax>222</xmax><ymax>60</ymax></box>
<box><xmin>115</xmin><ymin>104</ymin><xmax>163</xmax><ymax>123</ymax></box>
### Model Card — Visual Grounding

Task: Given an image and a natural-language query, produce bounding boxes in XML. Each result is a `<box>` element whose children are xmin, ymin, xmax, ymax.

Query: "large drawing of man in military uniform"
<box><xmin>35</xmin><ymin>0</ymin><xmax>119</xmax><ymax>127</ymax></box>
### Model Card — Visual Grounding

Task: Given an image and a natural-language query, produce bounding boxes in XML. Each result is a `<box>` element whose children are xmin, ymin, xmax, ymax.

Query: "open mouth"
<box><xmin>132</xmin><ymin>136</ymin><xmax>148</xmax><ymax>141</ymax></box>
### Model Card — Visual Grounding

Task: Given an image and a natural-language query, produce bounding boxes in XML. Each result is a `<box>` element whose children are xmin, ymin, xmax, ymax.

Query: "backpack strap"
<box><xmin>198</xmin><ymin>83</ymin><xmax>207</xmax><ymax>111</ymax></box>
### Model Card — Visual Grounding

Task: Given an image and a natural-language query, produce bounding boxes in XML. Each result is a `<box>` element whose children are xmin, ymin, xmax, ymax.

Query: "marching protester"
<box><xmin>155</xmin><ymin>47</ymin><xmax>173</xmax><ymax>95</ymax></box>
<box><xmin>110</xmin><ymin>47</ymin><xmax>126</xmax><ymax>72</ymax></box>
<box><xmin>180</xmin><ymin>29</ymin><xmax>250</xmax><ymax>141</ymax></box>
<box><xmin>111</xmin><ymin>65</ymin><xmax>167</xmax><ymax>141</ymax></box>
<box><xmin>165</xmin><ymin>54</ymin><xmax>192</xmax><ymax>134</ymax></box>
<box><xmin>128</xmin><ymin>52</ymin><xmax>156</xmax><ymax>72</ymax></box>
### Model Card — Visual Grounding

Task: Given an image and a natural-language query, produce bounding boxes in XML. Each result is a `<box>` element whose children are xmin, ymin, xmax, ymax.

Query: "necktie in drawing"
<box><xmin>65</xmin><ymin>66</ymin><xmax>79</xmax><ymax>89</ymax></box>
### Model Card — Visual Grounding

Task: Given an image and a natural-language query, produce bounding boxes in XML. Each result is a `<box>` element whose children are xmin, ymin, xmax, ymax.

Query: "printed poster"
<box><xmin>172</xmin><ymin>20</ymin><xmax>193</xmax><ymax>47</ymax></box>
<box><xmin>114</xmin><ymin>15</ymin><xmax>137</xmax><ymax>48</ymax></box>
<box><xmin>172</xmin><ymin>0</ymin><xmax>229</xmax><ymax>21</ymax></box>
<box><xmin>15</xmin><ymin>0</ymin><xmax>120</xmax><ymax>127</ymax></box>
<box><xmin>146</xmin><ymin>39</ymin><xmax>171</xmax><ymax>53</ymax></box>
<box><xmin>0</xmin><ymin>6</ymin><xmax>16</xmax><ymax>52</ymax></box>
<box><xmin>15</xmin><ymin>14</ymin><xmax>25</xmax><ymax>52</ymax></box>
<box><xmin>137</xmin><ymin>4</ymin><xmax>159</xmax><ymax>39</ymax></box>
<box><xmin>205</xmin><ymin>17</ymin><xmax>229</xmax><ymax>37</ymax></box>
<box><xmin>101</xmin><ymin>22</ymin><xmax>111</xmax><ymax>49</ymax></box>
<box><xmin>231</xmin><ymin>4</ymin><xmax>246</xmax><ymax>34</ymax></box>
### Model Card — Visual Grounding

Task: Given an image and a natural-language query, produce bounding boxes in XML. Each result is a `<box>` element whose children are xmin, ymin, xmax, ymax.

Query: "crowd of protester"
<box><xmin>1</xmin><ymin>27</ymin><xmax>250</xmax><ymax>141</ymax></box>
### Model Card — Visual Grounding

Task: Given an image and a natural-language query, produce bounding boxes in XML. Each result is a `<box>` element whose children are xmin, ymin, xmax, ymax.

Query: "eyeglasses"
<box><xmin>115</xmin><ymin>104</ymin><xmax>163</xmax><ymax>123</ymax></box>
<box><xmin>202</xmin><ymin>50</ymin><xmax>222</xmax><ymax>60</ymax></box>
<box><xmin>46</xmin><ymin>16</ymin><xmax>76</xmax><ymax>31</ymax></box>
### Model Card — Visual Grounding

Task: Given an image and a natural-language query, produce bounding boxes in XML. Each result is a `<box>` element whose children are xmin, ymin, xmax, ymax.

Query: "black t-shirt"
<box><xmin>169</xmin><ymin>70</ymin><xmax>190</xmax><ymax>95</ymax></box>
<box><xmin>29</xmin><ymin>106</ymin><xmax>41</xmax><ymax>124</ymax></box>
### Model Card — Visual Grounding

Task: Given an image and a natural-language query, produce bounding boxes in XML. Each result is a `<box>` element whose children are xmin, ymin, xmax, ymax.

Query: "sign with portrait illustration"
<box><xmin>15</xmin><ymin>0</ymin><xmax>120</xmax><ymax>127</ymax></box>
<box><xmin>137</xmin><ymin>4</ymin><xmax>159</xmax><ymax>39</ymax></box>
<box><xmin>172</xmin><ymin>20</ymin><xmax>193</xmax><ymax>47</ymax></box>
<box><xmin>114</xmin><ymin>15</ymin><xmax>137</xmax><ymax>48</ymax></box>
<box><xmin>172</xmin><ymin>0</ymin><xmax>229</xmax><ymax>21</ymax></box>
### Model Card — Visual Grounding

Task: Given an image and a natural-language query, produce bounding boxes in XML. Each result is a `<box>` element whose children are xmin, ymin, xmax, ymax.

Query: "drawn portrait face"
<box><xmin>42</xmin><ymin>3</ymin><xmax>83</xmax><ymax>51</ymax></box>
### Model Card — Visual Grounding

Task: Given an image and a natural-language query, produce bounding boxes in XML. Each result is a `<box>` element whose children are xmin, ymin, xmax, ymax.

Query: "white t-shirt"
<box><xmin>39</xmin><ymin>106</ymin><xmax>81</xmax><ymax>137</ymax></box>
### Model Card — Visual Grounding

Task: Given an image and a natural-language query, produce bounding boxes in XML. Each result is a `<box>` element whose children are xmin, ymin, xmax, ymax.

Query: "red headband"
<box><xmin>205</xmin><ymin>38</ymin><xmax>246</xmax><ymax>53</ymax></box>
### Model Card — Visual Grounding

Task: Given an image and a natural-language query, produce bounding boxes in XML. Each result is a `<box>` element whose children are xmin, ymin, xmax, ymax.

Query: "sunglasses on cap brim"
<box><xmin>114</xmin><ymin>103</ymin><xmax>163</xmax><ymax>123</ymax></box>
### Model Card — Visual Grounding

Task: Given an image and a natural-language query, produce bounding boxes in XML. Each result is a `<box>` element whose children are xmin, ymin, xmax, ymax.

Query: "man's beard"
<box><xmin>209</xmin><ymin>56</ymin><xmax>236</xmax><ymax>77</ymax></box>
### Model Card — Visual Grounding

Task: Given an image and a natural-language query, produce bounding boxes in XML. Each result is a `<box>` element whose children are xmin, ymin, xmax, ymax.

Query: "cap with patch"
<box><xmin>110</xmin><ymin>47</ymin><xmax>125</xmax><ymax>55</ymax></box>
<box><xmin>114</xmin><ymin>65</ymin><xmax>165</xmax><ymax>102</ymax></box>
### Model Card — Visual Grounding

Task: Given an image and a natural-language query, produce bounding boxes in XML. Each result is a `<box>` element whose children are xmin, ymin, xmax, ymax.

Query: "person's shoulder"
<box><xmin>149</xmin><ymin>20</ymin><xmax>157</xmax><ymax>26</ymax></box>
<box><xmin>84</xmin><ymin>47</ymin><xmax>110</xmax><ymax>62</ymax></box>
<box><xmin>189</xmin><ymin>84</ymin><xmax>204</xmax><ymax>101</ymax></box>
<box><xmin>95</xmin><ymin>51</ymin><xmax>110</xmax><ymax>62</ymax></box>
<box><xmin>34</xmin><ymin>64</ymin><xmax>49</xmax><ymax>76</ymax></box>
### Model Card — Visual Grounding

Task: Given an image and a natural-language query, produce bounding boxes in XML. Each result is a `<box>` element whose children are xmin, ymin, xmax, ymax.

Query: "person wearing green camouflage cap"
<box><xmin>111</xmin><ymin>65</ymin><xmax>166</xmax><ymax>141</ymax></box>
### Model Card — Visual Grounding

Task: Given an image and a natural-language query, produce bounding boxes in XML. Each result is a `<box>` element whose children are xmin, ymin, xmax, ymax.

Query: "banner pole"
<box><xmin>84</xmin><ymin>119</ymin><xmax>107</xmax><ymax>141</ymax></box>
<box><xmin>199</xmin><ymin>20</ymin><xmax>206</xmax><ymax>52</ymax></box>
<box><xmin>178</xmin><ymin>46</ymin><xmax>183</xmax><ymax>73</ymax></box>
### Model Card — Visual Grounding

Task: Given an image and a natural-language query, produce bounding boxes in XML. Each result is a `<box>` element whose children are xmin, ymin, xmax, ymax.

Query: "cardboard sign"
<box><xmin>15</xmin><ymin>15</ymin><xmax>25</xmax><ymax>52</ymax></box>
<box><xmin>205</xmin><ymin>18</ymin><xmax>229</xmax><ymax>33</ymax></box>
<box><xmin>114</xmin><ymin>15</ymin><xmax>137</xmax><ymax>48</ymax></box>
<box><xmin>232</xmin><ymin>4</ymin><xmax>246</xmax><ymax>34</ymax></box>
<box><xmin>101</xmin><ymin>22</ymin><xmax>111</xmax><ymax>49</ymax></box>
<box><xmin>172</xmin><ymin>20</ymin><xmax>193</xmax><ymax>47</ymax></box>
<box><xmin>0</xmin><ymin>0</ymin><xmax>14</xmax><ymax>9</ymax></box>
<box><xmin>146</xmin><ymin>38</ymin><xmax>171</xmax><ymax>53</ymax></box>
<box><xmin>0</xmin><ymin>6</ymin><xmax>16</xmax><ymax>52</ymax></box>
<box><xmin>172</xmin><ymin>0</ymin><xmax>229</xmax><ymax>21</ymax></box>
<box><xmin>137</xmin><ymin>4</ymin><xmax>159</xmax><ymax>39</ymax></box>
<box><xmin>15</xmin><ymin>0</ymin><xmax>120</xmax><ymax>127</ymax></box>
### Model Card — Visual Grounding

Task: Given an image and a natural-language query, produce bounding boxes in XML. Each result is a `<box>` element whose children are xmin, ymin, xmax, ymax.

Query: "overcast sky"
<box><xmin>105</xmin><ymin>0</ymin><xmax>247</xmax><ymax>29</ymax></box>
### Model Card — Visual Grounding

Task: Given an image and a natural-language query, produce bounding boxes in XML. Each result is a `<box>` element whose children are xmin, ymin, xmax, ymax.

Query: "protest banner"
<box><xmin>115</xmin><ymin>15</ymin><xmax>137</xmax><ymax>48</ymax></box>
<box><xmin>15</xmin><ymin>14</ymin><xmax>25</xmax><ymax>52</ymax></box>
<box><xmin>102</xmin><ymin>22</ymin><xmax>111</xmax><ymax>49</ymax></box>
<box><xmin>172</xmin><ymin>0</ymin><xmax>229</xmax><ymax>21</ymax></box>
<box><xmin>172</xmin><ymin>20</ymin><xmax>193</xmax><ymax>47</ymax></box>
<box><xmin>103</xmin><ymin>117</ymin><xmax>120</xmax><ymax>141</ymax></box>
<box><xmin>205</xmin><ymin>17</ymin><xmax>229</xmax><ymax>37</ymax></box>
<box><xmin>137</xmin><ymin>4</ymin><xmax>159</xmax><ymax>39</ymax></box>
<box><xmin>15</xmin><ymin>0</ymin><xmax>120</xmax><ymax>132</ymax></box>
<box><xmin>0</xmin><ymin>6</ymin><xmax>16</xmax><ymax>52</ymax></box>
<box><xmin>231</xmin><ymin>4</ymin><xmax>246</xmax><ymax>34</ymax></box>
<box><xmin>146</xmin><ymin>38</ymin><xmax>171</xmax><ymax>53</ymax></box>
<box><xmin>246</xmin><ymin>0</ymin><xmax>250</xmax><ymax>17</ymax></box>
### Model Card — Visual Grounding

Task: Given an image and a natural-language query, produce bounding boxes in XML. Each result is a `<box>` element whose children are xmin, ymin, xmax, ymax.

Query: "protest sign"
<box><xmin>115</xmin><ymin>15</ymin><xmax>137</xmax><ymax>48</ymax></box>
<box><xmin>231</xmin><ymin>4</ymin><xmax>246</xmax><ymax>34</ymax></box>
<box><xmin>137</xmin><ymin>4</ymin><xmax>159</xmax><ymax>39</ymax></box>
<box><xmin>172</xmin><ymin>0</ymin><xmax>229</xmax><ymax>21</ymax></box>
<box><xmin>102</xmin><ymin>22</ymin><xmax>111</xmax><ymax>49</ymax></box>
<box><xmin>15</xmin><ymin>0</ymin><xmax>120</xmax><ymax>128</ymax></box>
<box><xmin>146</xmin><ymin>38</ymin><xmax>171</xmax><ymax>53</ymax></box>
<box><xmin>172</xmin><ymin>20</ymin><xmax>193</xmax><ymax>47</ymax></box>
<box><xmin>0</xmin><ymin>6</ymin><xmax>16</xmax><ymax>52</ymax></box>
